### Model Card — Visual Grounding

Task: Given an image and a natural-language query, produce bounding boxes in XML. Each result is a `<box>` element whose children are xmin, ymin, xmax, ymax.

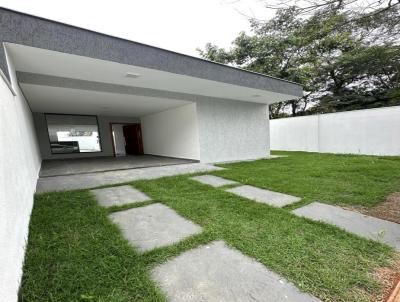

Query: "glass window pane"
<box><xmin>46</xmin><ymin>114</ymin><xmax>101</xmax><ymax>154</ymax></box>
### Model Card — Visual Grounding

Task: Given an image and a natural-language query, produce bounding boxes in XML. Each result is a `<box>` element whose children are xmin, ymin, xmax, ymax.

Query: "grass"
<box><xmin>20</xmin><ymin>191</ymin><xmax>165</xmax><ymax>302</ymax></box>
<box><xmin>212</xmin><ymin>151</ymin><xmax>400</xmax><ymax>208</ymax></box>
<box><xmin>20</xmin><ymin>152</ymin><xmax>400</xmax><ymax>302</ymax></box>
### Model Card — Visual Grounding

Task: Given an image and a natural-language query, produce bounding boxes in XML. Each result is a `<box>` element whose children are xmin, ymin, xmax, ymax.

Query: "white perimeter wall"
<box><xmin>197</xmin><ymin>99</ymin><xmax>269</xmax><ymax>163</ymax></box>
<box><xmin>271</xmin><ymin>106</ymin><xmax>400</xmax><ymax>156</ymax></box>
<box><xmin>140</xmin><ymin>103</ymin><xmax>200</xmax><ymax>160</ymax></box>
<box><xmin>0</xmin><ymin>52</ymin><xmax>41</xmax><ymax>301</ymax></box>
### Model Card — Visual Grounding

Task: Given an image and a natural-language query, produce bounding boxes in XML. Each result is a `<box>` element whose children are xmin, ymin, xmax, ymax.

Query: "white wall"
<box><xmin>197</xmin><ymin>99</ymin><xmax>269</xmax><ymax>163</ymax></box>
<box><xmin>270</xmin><ymin>115</ymin><xmax>319</xmax><ymax>152</ymax></box>
<box><xmin>271</xmin><ymin>106</ymin><xmax>400</xmax><ymax>156</ymax></box>
<box><xmin>0</xmin><ymin>52</ymin><xmax>41</xmax><ymax>302</ymax></box>
<box><xmin>140</xmin><ymin>103</ymin><xmax>200</xmax><ymax>160</ymax></box>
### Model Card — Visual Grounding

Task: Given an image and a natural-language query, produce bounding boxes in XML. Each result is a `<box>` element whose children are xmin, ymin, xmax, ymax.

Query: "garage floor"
<box><xmin>39</xmin><ymin>155</ymin><xmax>196</xmax><ymax>177</ymax></box>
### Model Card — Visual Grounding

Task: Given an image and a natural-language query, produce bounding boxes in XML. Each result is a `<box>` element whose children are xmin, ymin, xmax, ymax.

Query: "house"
<box><xmin>0</xmin><ymin>7</ymin><xmax>302</xmax><ymax>302</ymax></box>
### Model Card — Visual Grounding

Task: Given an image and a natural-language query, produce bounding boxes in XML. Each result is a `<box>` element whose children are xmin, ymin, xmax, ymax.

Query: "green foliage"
<box><xmin>198</xmin><ymin>2</ymin><xmax>400</xmax><ymax>117</ymax></box>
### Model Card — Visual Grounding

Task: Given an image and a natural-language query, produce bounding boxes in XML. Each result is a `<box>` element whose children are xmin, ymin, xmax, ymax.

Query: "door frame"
<box><xmin>109</xmin><ymin>122</ymin><xmax>142</xmax><ymax>157</ymax></box>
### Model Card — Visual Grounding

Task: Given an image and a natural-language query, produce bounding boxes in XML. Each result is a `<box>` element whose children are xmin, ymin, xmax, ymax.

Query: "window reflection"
<box><xmin>46</xmin><ymin>114</ymin><xmax>101</xmax><ymax>154</ymax></box>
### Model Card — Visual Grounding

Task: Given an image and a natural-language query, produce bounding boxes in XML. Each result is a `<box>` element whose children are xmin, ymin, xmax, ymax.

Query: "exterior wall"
<box><xmin>197</xmin><ymin>99</ymin><xmax>269</xmax><ymax>163</ymax></box>
<box><xmin>33</xmin><ymin>113</ymin><xmax>139</xmax><ymax>159</ymax></box>
<box><xmin>140</xmin><ymin>103</ymin><xmax>200</xmax><ymax>160</ymax></box>
<box><xmin>0</xmin><ymin>54</ymin><xmax>41</xmax><ymax>301</ymax></box>
<box><xmin>270</xmin><ymin>106</ymin><xmax>400</xmax><ymax>156</ymax></box>
<box><xmin>270</xmin><ymin>115</ymin><xmax>319</xmax><ymax>152</ymax></box>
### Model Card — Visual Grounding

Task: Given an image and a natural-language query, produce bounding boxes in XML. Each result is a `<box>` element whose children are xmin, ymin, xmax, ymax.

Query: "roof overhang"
<box><xmin>0</xmin><ymin>8</ymin><xmax>302</xmax><ymax>94</ymax></box>
<box><xmin>1</xmin><ymin>8</ymin><xmax>303</xmax><ymax>117</ymax></box>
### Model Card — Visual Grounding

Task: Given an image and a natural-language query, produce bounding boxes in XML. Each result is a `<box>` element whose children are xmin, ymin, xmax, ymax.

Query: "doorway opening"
<box><xmin>110</xmin><ymin>123</ymin><xmax>144</xmax><ymax>157</ymax></box>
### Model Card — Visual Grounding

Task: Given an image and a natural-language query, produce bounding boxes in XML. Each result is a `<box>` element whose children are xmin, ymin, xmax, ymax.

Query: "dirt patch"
<box><xmin>344</xmin><ymin>194</ymin><xmax>400</xmax><ymax>301</ymax></box>
<box><xmin>351</xmin><ymin>254</ymin><xmax>400</xmax><ymax>302</ymax></box>
<box><xmin>345</xmin><ymin>193</ymin><xmax>400</xmax><ymax>224</ymax></box>
<box><xmin>370</xmin><ymin>254</ymin><xmax>400</xmax><ymax>302</ymax></box>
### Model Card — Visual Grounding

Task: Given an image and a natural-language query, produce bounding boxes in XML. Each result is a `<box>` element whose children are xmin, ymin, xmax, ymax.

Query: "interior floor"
<box><xmin>39</xmin><ymin>155</ymin><xmax>197</xmax><ymax>177</ymax></box>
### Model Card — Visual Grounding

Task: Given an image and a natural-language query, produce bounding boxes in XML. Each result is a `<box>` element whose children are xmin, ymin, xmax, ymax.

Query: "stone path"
<box><xmin>109</xmin><ymin>203</ymin><xmax>202</xmax><ymax>252</ymax></box>
<box><xmin>293</xmin><ymin>202</ymin><xmax>400</xmax><ymax>250</ymax></box>
<box><xmin>190</xmin><ymin>175</ymin><xmax>237</xmax><ymax>187</ymax></box>
<box><xmin>226</xmin><ymin>185</ymin><xmax>301</xmax><ymax>207</ymax></box>
<box><xmin>36</xmin><ymin>163</ymin><xmax>222</xmax><ymax>192</ymax></box>
<box><xmin>90</xmin><ymin>185</ymin><xmax>150</xmax><ymax>207</ymax></box>
<box><xmin>152</xmin><ymin>241</ymin><xmax>321</xmax><ymax>302</ymax></box>
<box><xmin>90</xmin><ymin>176</ymin><xmax>318</xmax><ymax>300</ymax></box>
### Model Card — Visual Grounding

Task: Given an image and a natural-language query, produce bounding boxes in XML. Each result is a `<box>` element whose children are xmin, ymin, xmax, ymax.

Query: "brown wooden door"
<box><xmin>123</xmin><ymin>124</ymin><xmax>144</xmax><ymax>155</ymax></box>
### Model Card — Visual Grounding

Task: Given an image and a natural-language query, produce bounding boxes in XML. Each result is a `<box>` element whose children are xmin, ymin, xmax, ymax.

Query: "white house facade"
<box><xmin>0</xmin><ymin>8</ymin><xmax>302</xmax><ymax>301</ymax></box>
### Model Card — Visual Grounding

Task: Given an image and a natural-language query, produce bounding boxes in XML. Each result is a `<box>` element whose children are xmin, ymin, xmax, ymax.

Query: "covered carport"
<box><xmin>6</xmin><ymin>43</ymin><xmax>203</xmax><ymax>170</ymax></box>
<box><xmin>0</xmin><ymin>8</ymin><xmax>303</xmax><ymax>302</ymax></box>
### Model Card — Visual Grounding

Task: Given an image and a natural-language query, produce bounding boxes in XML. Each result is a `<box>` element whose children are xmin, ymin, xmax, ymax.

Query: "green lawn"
<box><xmin>214</xmin><ymin>151</ymin><xmax>400</xmax><ymax>208</ymax></box>
<box><xmin>21</xmin><ymin>152</ymin><xmax>400</xmax><ymax>302</ymax></box>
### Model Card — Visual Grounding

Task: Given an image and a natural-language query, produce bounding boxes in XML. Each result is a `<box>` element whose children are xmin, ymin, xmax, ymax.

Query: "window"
<box><xmin>46</xmin><ymin>114</ymin><xmax>101</xmax><ymax>154</ymax></box>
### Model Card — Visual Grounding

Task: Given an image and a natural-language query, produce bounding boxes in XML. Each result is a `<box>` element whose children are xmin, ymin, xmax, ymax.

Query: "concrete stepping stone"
<box><xmin>109</xmin><ymin>203</ymin><xmax>202</xmax><ymax>252</ymax></box>
<box><xmin>293</xmin><ymin>202</ymin><xmax>400</xmax><ymax>250</ymax></box>
<box><xmin>152</xmin><ymin>240</ymin><xmax>321</xmax><ymax>302</ymax></box>
<box><xmin>226</xmin><ymin>185</ymin><xmax>301</xmax><ymax>207</ymax></box>
<box><xmin>90</xmin><ymin>185</ymin><xmax>150</xmax><ymax>207</ymax></box>
<box><xmin>190</xmin><ymin>175</ymin><xmax>238</xmax><ymax>187</ymax></box>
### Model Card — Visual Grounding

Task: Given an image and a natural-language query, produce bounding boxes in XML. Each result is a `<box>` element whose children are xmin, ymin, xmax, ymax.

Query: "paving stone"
<box><xmin>190</xmin><ymin>175</ymin><xmax>238</xmax><ymax>187</ymax></box>
<box><xmin>226</xmin><ymin>185</ymin><xmax>301</xmax><ymax>207</ymax></box>
<box><xmin>109</xmin><ymin>203</ymin><xmax>202</xmax><ymax>252</ymax></box>
<box><xmin>37</xmin><ymin>163</ymin><xmax>223</xmax><ymax>192</ymax></box>
<box><xmin>152</xmin><ymin>241</ymin><xmax>321</xmax><ymax>302</ymax></box>
<box><xmin>293</xmin><ymin>202</ymin><xmax>400</xmax><ymax>250</ymax></box>
<box><xmin>268</xmin><ymin>155</ymin><xmax>287</xmax><ymax>159</ymax></box>
<box><xmin>90</xmin><ymin>185</ymin><xmax>150</xmax><ymax>207</ymax></box>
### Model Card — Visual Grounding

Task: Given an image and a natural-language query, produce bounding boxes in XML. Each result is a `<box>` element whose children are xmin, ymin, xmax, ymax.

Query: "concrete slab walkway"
<box><xmin>226</xmin><ymin>185</ymin><xmax>301</xmax><ymax>207</ymax></box>
<box><xmin>190</xmin><ymin>175</ymin><xmax>237</xmax><ymax>187</ymax></box>
<box><xmin>293</xmin><ymin>202</ymin><xmax>400</xmax><ymax>250</ymax></box>
<box><xmin>36</xmin><ymin>163</ymin><xmax>222</xmax><ymax>192</ymax></box>
<box><xmin>109</xmin><ymin>203</ymin><xmax>202</xmax><ymax>252</ymax></box>
<box><xmin>152</xmin><ymin>241</ymin><xmax>321</xmax><ymax>302</ymax></box>
<box><xmin>40</xmin><ymin>155</ymin><xmax>195</xmax><ymax>177</ymax></box>
<box><xmin>90</xmin><ymin>185</ymin><xmax>150</xmax><ymax>207</ymax></box>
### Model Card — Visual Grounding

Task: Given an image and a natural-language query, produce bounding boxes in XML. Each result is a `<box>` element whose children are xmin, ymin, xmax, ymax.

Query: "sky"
<box><xmin>0</xmin><ymin>0</ymin><xmax>275</xmax><ymax>57</ymax></box>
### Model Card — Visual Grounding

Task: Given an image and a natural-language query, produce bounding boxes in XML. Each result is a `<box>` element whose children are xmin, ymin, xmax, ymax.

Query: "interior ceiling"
<box><xmin>7</xmin><ymin>43</ymin><xmax>297</xmax><ymax>117</ymax></box>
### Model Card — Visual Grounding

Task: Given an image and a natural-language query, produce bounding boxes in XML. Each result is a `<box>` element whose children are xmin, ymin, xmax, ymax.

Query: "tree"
<box><xmin>198</xmin><ymin>1</ymin><xmax>400</xmax><ymax>118</ymax></box>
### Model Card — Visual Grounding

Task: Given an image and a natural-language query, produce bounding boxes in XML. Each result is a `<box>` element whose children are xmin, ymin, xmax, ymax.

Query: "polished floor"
<box><xmin>39</xmin><ymin>155</ymin><xmax>196</xmax><ymax>177</ymax></box>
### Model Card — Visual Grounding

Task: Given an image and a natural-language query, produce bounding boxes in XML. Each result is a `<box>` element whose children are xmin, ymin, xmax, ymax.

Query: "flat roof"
<box><xmin>0</xmin><ymin>7</ymin><xmax>303</xmax><ymax>97</ymax></box>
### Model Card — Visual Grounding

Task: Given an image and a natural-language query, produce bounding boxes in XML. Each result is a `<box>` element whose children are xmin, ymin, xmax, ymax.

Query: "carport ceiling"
<box><xmin>7</xmin><ymin>43</ymin><xmax>298</xmax><ymax>117</ymax></box>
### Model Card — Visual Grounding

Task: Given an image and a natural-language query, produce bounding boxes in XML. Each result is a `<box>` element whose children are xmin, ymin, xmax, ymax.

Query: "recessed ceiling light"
<box><xmin>252</xmin><ymin>94</ymin><xmax>261</xmax><ymax>97</ymax></box>
<box><xmin>125</xmin><ymin>72</ymin><xmax>140</xmax><ymax>78</ymax></box>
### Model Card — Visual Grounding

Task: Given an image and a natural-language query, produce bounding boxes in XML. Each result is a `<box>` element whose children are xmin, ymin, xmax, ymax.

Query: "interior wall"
<box><xmin>33</xmin><ymin>113</ymin><xmax>139</xmax><ymax>159</ymax></box>
<box><xmin>0</xmin><ymin>51</ymin><xmax>41</xmax><ymax>302</ymax></box>
<box><xmin>140</xmin><ymin>103</ymin><xmax>200</xmax><ymax>160</ymax></box>
<box><xmin>197</xmin><ymin>98</ymin><xmax>269</xmax><ymax>163</ymax></box>
<box><xmin>270</xmin><ymin>106</ymin><xmax>400</xmax><ymax>156</ymax></box>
